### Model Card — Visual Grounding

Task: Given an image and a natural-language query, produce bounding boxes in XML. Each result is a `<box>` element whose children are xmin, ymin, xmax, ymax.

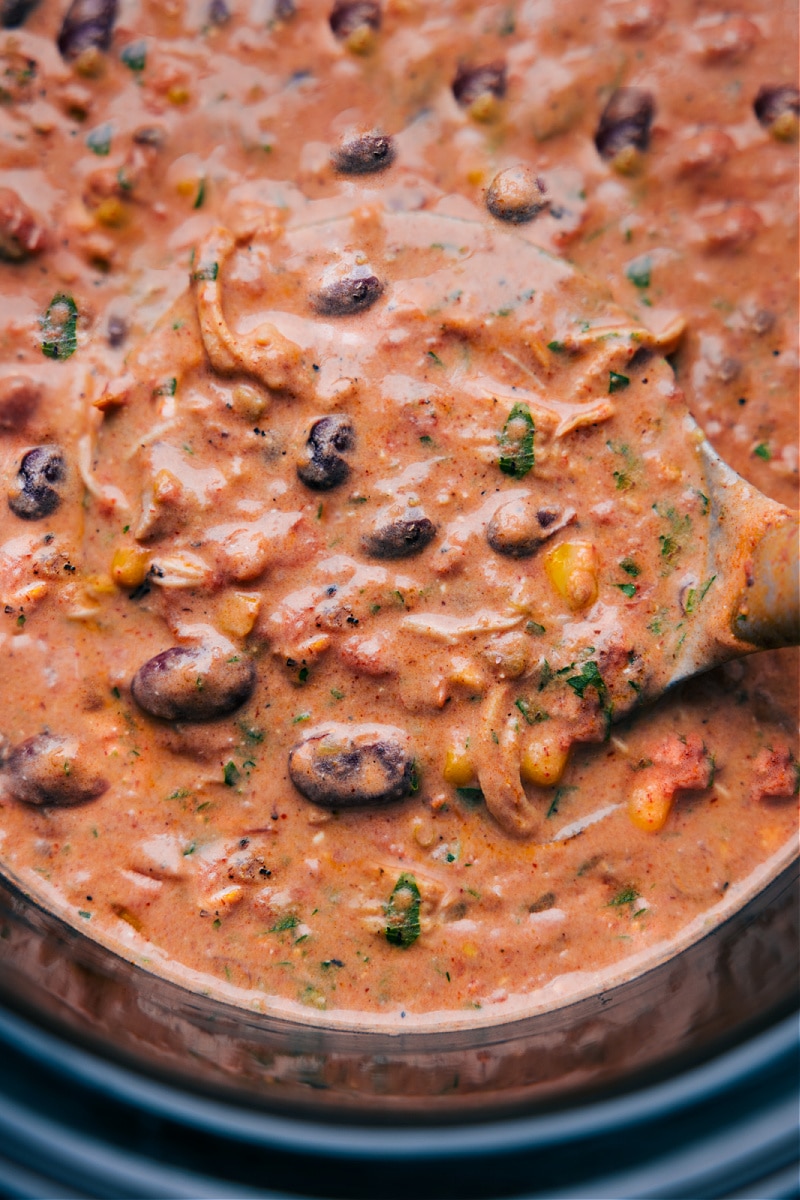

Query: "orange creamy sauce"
<box><xmin>0</xmin><ymin>0</ymin><xmax>796</xmax><ymax>1022</ymax></box>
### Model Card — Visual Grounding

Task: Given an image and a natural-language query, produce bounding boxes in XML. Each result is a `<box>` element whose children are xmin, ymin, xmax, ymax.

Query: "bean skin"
<box><xmin>5</xmin><ymin>733</ymin><xmax>108</xmax><ymax>807</ymax></box>
<box><xmin>297</xmin><ymin>415</ymin><xmax>355</xmax><ymax>491</ymax></box>
<box><xmin>594</xmin><ymin>88</ymin><xmax>655</xmax><ymax>160</ymax></box>
<box><xmin>312</xmin><ymin>272</ymin><xmax>383</xmax><ymax>316</ymax></box>
<box><xmin>329</xmin><ymin>0</ymin><xmax>380</xmax><ymax>40</ymax></box>
<box><xmin>131</xmin><ymin>644</ymin><xmax>256</xmax><ymax>723</ymax></box>
<box><xmin>754</xmin><ymin>86</ymin><xmax>799</xmax><ymax>129</ymax></box>
<box><xmin>487</xmin><ymin>497</ymin><xmax>572</xmax><ymax>558</ymax></box>
<box><xmin>331</xmin><ymin>131</ymin><xmax>395</xmax><ymax>175</ymax></box>
<box><xmin>57</xmin><ymin>0</ymin><xmax>118</xmax><ymax>62</ymax></box>
<box><xmin>8</xmin><ymin>445</ymin><xmax>66</xmax><ymax>520</ymax></box>
<box><xmin>452</xmin><ymin>62</ymin><xmax>506</xmax><ymax>107</ymax></box>
<box><xmin>288</xmin><ymin>723</ymin><xmax>413</xmax><ymax>807</ymax></box>
<box><xmin>486</xmin><ymin>167</ymin><xmax>548</xmax><ymax>224</ymax></box>
<box><xmin>362</xmin><ymin>512</ymin><xmax>436</xmax><ymax>559</ymax></box>
<box><xmin>0</xmin><ymin>0</ymin><xmax>39</xmax><ymax>28</ymax></box>
<box><xmin>0</xmin><ymin>376</ymin><xmax>40</xmax><ymax>431</ymax></box>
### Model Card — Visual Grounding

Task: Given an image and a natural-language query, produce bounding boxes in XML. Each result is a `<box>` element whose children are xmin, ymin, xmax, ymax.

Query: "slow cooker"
<box><xmin>0</xmin><ymin>853</ymin><xmax>796</xmax><ymax>1198</ymax></box>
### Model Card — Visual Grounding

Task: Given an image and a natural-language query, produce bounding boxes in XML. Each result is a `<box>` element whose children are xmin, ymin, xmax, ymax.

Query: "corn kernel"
<box><xmin>231</xmin><ymin>384</ymin><xmax>268</xmax><ymax>420</ymax></box>
<box><xmin>443</xmin><ymin>745</ymin><xmax>474</xmax><ymax>787</ymax></box>
<box><xmin>168</xmin><ymin>85</ymin><xmax>190</xmax><ymax>105</ymax></box>
<box><xmin>466</xmin><ymin>167</ymin><xmax>486</xmax><ymax>186</ymax></box>
<box><xmin>462</xmin><ymin>942</ymin><xmax>478</xmax><ymax>958</ymax></box>
<box><xmin>448</xmin><ymin>657</ymin><xmax>486</xmax><ymax>691</ymax></box>
<box><xmin>205</xmin><ymin>885</ymin><xmax>244</xmax><ymax>912</ymax></box>
<box><xmin>218</xmin><ymin>591</ymin><xmax>261</xmax><ymax>639</ymax></box>
<box><xmin>544</xmin><ymin>541</ymin><xmax>599</xmax><ymax>611</ymax></box>
<box><xmin>628</xmin><ymin>782</ymin><xmax>672</xmax><ymax>832</ymax></box>
<box><xmin>84</xmin><ymin>574</ymin><xmax>116</xmax><ymax>598</ymax></box>
<box><xmin>15</xmin><ymin>581</ymin><xmax>48</xmax><ymax>606</ymax></box>
<box><xmin>95</xmin><ymin>197</ymin><xmax>129</xmax><ymax>228</ymax></box>
<box><xmin>111</xmin><ymin>546</ymin><xmax>150</xmax><ymax>589</ymax></box>
<box><xmin>176</xmin><ymin>178</ymin><xmax>197</xmax><ymax>198</ymax></box>
<box><xmin>112</xmin><ymin>904</ymin><xmax>143</xmax><ymax>932</ymax></box>
<box><xmin>520</xmin><ymin>735</ymin><xmax>570</xmax><ymax>788</ymax></box>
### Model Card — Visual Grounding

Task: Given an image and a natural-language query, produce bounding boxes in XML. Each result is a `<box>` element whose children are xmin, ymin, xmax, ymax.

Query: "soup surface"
<box><xmin>0</xmin><ymin>0</ymin><xmax>797</xmax><ymax>1023</ymax></box>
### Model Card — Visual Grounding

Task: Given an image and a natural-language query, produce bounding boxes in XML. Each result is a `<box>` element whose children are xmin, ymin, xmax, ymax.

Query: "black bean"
<box><xmin>362</xmin><ymin>512</ymin><xmax>436</xmax><ymax>559</ymax></box>
<box><xmin>131</xmin><ymin>644</ymin><xmax>256</xmax><ymax>723</ymax></box>
<box><xmin>208</xmin><ymin>0</ymin><xmax>230</xmax><ymax>24</ymax></box>
<box><xmin>452</xmin><ymin>62</ymin><xmax>506</xmax><ymax>107</ymax></box>
<box><xmin>0</xmin><ymin>376</ymin><xmax>40</xmax><ymax>431</ymax></box>
<box><xmin>753</xmin><ymin>85</ymin><xmax>799</xmax><ymax>127</ymax></box>
<box><xmin>5</xmin><ymin>733</ymin><xmax>108</xmax><ymax>807</ymax></box>
<box><xmin>106</xmin><ymin>313</ymin><xmax>127</xmax><ymax>348</ymax></box>
<box><xmin>288</xmin><ymin>723</ymin><xmax>413</xmax><ymax>807</ymax></box>
<box><xmin>594</xmin><ymin>88</ymin><xmax>655</xmax><ymax>160</ymax></box>
<box><xmin>329</xmin><ymin>0</ymin><xmax>380</xmax><ymax>39</ymax></box>
<box><xmin>0</xmin><ymin>0</ymin><xmax>39</xmax><ymax>28</ymax></box>
<box><xmin>331</xmin><ymin>131</ymin><xmax>395</xmax><ymax>175</ymax></box>
<box><xmin>132</xmin><ymin>126</ymin><xmax>165</xmax><ymax>147</ymax></box>
<box><xmin>312</xmin><ymin>272</ymin><xmax>383</xmax><ymax>316</ymax></box>
<box><xmin>487</xmin><ymin>496</ymin><xmax>570</xmax><ymax>558</ymax></box>
<box><xmin>297</xmin><ymin>415</ymin><xmax>355</xmax><ymax>491</ymax></box>
<box><xmin>8</xmin><ymin>445</ymin><xmax>66</xmax><ymax>520</ymax></box>
<box><xmin>57</xmin><ymin>0</ymin><xmax>118</xmax><ymax>62</ymax></box>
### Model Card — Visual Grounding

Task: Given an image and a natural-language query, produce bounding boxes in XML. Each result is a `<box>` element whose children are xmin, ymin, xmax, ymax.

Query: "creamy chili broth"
<box><xmin>0</xmin><ymin>0</ymin><xmax>797</xmax><ymax>1023</ymax></box>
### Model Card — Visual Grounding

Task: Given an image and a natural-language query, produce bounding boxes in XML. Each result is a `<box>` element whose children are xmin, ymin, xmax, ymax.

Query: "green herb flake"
<box><xmin>608</xmin><ymin>371</ymin><xmax>630</xmax><ymax>394</ymax></box>
<box><xmin>456</xmin><ymin>787</ymin><xmax>484</xmax><ymax>807</ymax></box>
<box><xmin>153</xmin><ymin>377</ymin><xmax>177</xmax><ymax>397</ymax></box>
<box><xmin>419</xmin><ymin>434</ymin><xmax>433</xmax><ymax>445</ymax></box>
<box><xmin>515</xmin><ymin>697</ymin><xmax>549</xmax><ymax>725</ymax></box>
<box><xmin>525</xmin><ymin>620</ymin><xmax>546</xmax><ymax>635</ymax></box>
<box><xmin>566</xmin><ymin>660</ymin><xmax>606</xmax><ymax>701</ymax></box>
<box><xmin>547</xmin><ymin>785</ymin><xmax>576</xmax><ymax>819</ymax></box>
<box><xmin>609</xmin><ymin>886</ymin><xmax>639</xmax><ymax>907</ymax></box>
<box><xmin>223</xmin><ymin>761</ymin><xmax>240</xmax><ymax>787</ymax></box>
<box><xmin>547</xmin><ymin>340</ymin><xmax>565</xmax><ymax>352</ymax></box>
<box><xmin>192</xmin><ymin>261</ymin><xmax>219</xmax><ymax>282</ymax></box>
<box><xmin>183</xmin><ymin>842</ymin><xmax>196</xmax><ymax>856</ymax></box>
<box><xmin>620</xmin><ymin>558</ymin><xmax>641</xmax><ymax>577</ymax></box>
<box><xmin>292</xmin><ymin>712</ymin><xmax>310</xmax><ymax>724</ymax></box>
<box><xmin>700</xmin><ymin>575</ymin><xmax>717</xmax><ymax>600</ymax></box>
<box><xmin>498</xmin><ymin>402</ymin><xmax>535</xmax><ymax>479</ymax></box>
<box><xmin>16</xmin><ymin>613</ymin><xmax>25</xmax><ymax>627</ymax></box>
<box><xmin>40</xmin><ymin>294</ymin><xmax>79</xmax><ymax>361</ymax></box>
<box><xmin>78</xmin><ymin>910</ymin><xmax>92</xmax><ymax>920</ymax></box>
<box><xmin>121</xmin><ymin>39</ymin><xmax>147</xmax><ymax>71</ymax></box>
<box><xmin>385</xmin><ymin>873</ymin><xmax>421</xmax><ymax>948</ymax></box>
<box><xmin>86</xmin><ymin>122</ymin><xmax>113</xmax><ymax>155</ymax></box>
<box><xmin>427</xmin><ymin>350</ymin><xmax>444</xmax><ymax>367</ymax></box>
<box><xmin>616</xmin><ymin>582</ymin><xmax>637</xmax><ymax>598</ymax></box>
<box><xmin>753</xmin><ymin>442</ymin><xmax>772</xmax><ymax>461</ymax></box>
<box><xmin>625</xmin><ymin>254</ymin><xmax>652</xmax><ymax>289</ymax></box>
<box><xmin>193</xmin><ymin>177</ymin><xmax>206</xmax><ymax>209</ymax></box>
<box><xmin>271</xmin><ymin>914</ymin><xmax>300</xmax><ymax>933</ymax></box>
<box><xmin>330</xmin><ymin>687</ymin><xmax>345</xmax><ymax>700</ymax></box>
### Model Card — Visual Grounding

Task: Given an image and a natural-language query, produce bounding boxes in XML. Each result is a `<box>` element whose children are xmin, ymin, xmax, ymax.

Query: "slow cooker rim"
<box><xmin>0</xmin><ymin>1001</ymin><xmax>795</xmax><ymax>1160</ymax></box>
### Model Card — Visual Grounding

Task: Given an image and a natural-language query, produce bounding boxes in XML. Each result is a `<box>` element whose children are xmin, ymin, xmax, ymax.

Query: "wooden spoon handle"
<box><xmin>732</xmin><ymin>515</ymin><xmax>800</xmax><ymax>649</ymax></box>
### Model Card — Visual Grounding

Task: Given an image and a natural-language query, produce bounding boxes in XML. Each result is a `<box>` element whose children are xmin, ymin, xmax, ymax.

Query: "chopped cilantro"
<box><xmin>153</xmin><ymin>377</ymin><xmax>177</xmax><ymax>397</ymax></box>
<box><xmin>193</xmin><ymin>177</ymin><xmax>206</xmax><ymax>209</ymax></box>
<box><xmin>547</xmin><ymin>340</ymin><xmax>565</xmax><ymax>352</ymax></box>
<box><xmin>547</xmin><ymin>785</ymin><xmax>576</xmax><ymax>819</ymax></box>
<box><xmin>753</xmin><ymin>442</ymin><xmax>771</xmax><ymax>461</ymax></box>
<box><xmin>498</xmin><ymin>402</ymin><xmax>535</xmax><ymax>478</ymax></box>
<box><xmin>525</xmin><ymin>620</ymin><xmax>546</xmax><ymax>635</ymax></box>
<box><xmin>616</xmin><ymin>582</ymin><xmax>637</xmax><ymax>598</ymax></box>
<box><xmin>86</xmin><ymin>123</ymin><xmax>112</xmax><ymax>155</ymax></box>
<box><xmin>515</xmin><ymin>697</ymin><xmax>549</xmax><ymax>725</ymax></box>
<box><xmin>609</xmin><ymin>886</ymin><xmax>639</xmax><ymax>907</ymax></box>
<box><xmin>456</xmin><ymin>787</ymin><xmax>484</xmax><ymax>807</ymax></box>
<box><xmin>625</xmin><ymin>254</ymin><xmax>652</xmax><ymax>289</ymax></box>
<box><xmin>608</xmin><ymin>371</ymin><xmax>630</xmax><ymax>394</ymax></box>
<box><xmin>271</xmin><ymin>914</ymin><xmax>300</xmax><ymax>932</ymax></box>
<box><xmin>41</xmin><ymin>294</ymin><xmax>78</xmax><ymax>361</ymax></box>
<box><xmin>620</xmin><ymin>557</ymin><xmax>640</xmax><ymax>577</ymax></box>
<box><xmin>121</xmin><ymin>40</ymin><xmax>147</xmax><ymax>70</ymax></box>
<box><xmin>223</xmin><ymin>761</ymin><xmax>240</xmax><ymax>787</ymax></box>
<box><xmin>427</xmin><ymin>350</ymin><xmax>444</xmax><ymax>366</ymax></box>
<box><xmin>385</xmin><ymin>873</ymin><xmax>421</xmax><ymax>948</ymax></box>
<box><xmin>566</xmin><ymin>660</ymin><xmax>606</xmax><ymax>701</ymax></box>
<box><xmin>192</xmin><ymin>261</ymin><xmax>219</xmax><ymax>282</ymax></box>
